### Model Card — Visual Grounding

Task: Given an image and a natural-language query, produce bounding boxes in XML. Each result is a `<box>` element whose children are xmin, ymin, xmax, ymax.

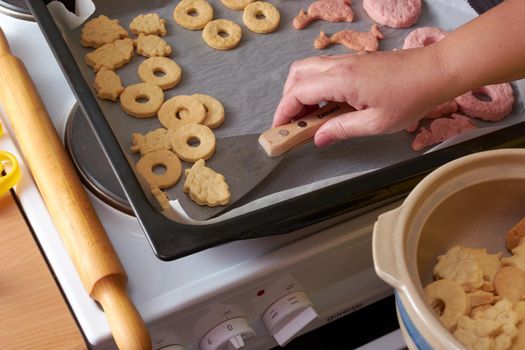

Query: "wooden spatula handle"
<box><xmin>259</xmin><ymin>102</ymin><xmax>355</xmax><ymax>157</ymax></box>
<box><xmin>0</xmin><ymin>28</ymin><xmax>151</xmax><ymax>350</ymax></box>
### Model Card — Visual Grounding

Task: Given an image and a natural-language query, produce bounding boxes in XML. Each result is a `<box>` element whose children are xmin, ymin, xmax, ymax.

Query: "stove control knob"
<box><xmin>199</xmin><ymin>317</ymin><xmax>256</xmax><ymax>350</ymax></box>
<box><xmin>262</xmin><ymin>291</ymin><xmax>319</xmax><ymax>346</ymax></box>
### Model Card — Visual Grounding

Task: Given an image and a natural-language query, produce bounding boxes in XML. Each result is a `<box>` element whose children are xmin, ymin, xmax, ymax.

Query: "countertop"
<box><xmin>0</xmin><ymin>191</ymin><xmax>86</xmax><ymax>349</ymax></box>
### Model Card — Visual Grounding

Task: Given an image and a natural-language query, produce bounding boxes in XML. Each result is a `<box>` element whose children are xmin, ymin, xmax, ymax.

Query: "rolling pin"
<box><xmin>0</xmin><ymin>28</ymin><xmax>151</xmax><ymax>350</ymax></box>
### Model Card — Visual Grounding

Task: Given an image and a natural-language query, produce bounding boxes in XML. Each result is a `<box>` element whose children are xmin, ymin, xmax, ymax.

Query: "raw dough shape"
<box><xmin>202</xmin><ymin>19</ymin><xmax>242</xmax><ymax>50</ymax></box>
<box><xmin>94</xmin><ymin>68</ymin><xmax>124</xmax><ymax>101</ymax></box>
<box><xmin>363</xmin><ymin>0</ymin><xmax>422</xmax><ymax>28</ymax></box>
<box><xmin>455</xmin><ymin>83</ymin><xmax>515</xmax><ymax>122</ymax></box>
<box><xmin>314</xmin><ymin>24</ymin><xmax>383</xmax><ymax>52</ymax></box>
<box><xmin>183</xmin><ymin>159</ymin><xmax>231</xmax><ymax>207</ymax></box>
<box><xmin>81</xmin><ymin>15</ymin><xmax>129</xmax><ymax>48</ymax></box>
<box><xmin>242</xmin><ymin>1</ymin><xmax>280</xmax><ymax>34</ymax></box>
<box><xmin>406</xmin><ymin>100</ymin><xmax>458</xmax><ymax>133</ymax></box>
<box><xmin>129</xmin><ymin>13</ymin><xmax>167</xmax><ymax>36</ymax></box>
<box><xmin>174</xmin><ymin>0</ymin><xmax>214</xmax><ymax>30</ymax></box>
<box><xmin>131</xmin><ymin>128</ymin><xmax>175</xmax><ymax>156</ymax></box>
<box><xmin>136</xmin><ymin>149</ymin><xmax>182</xmax><ymax>189</ymax></box>
<box><xmin>411</xmin><ymin>113</ymin><xmax>477</xmax><ymax>152</ymax></box>
<box><xmin>403</xmin><ymin>26</ymin><xmax>447</xmax><ymax>49</ymax></box>
<box><xmin>120</xmin><ymin>83</ymin><xmax>165</xmax><ymax>118</ymax></box>
<box><xmin>134</xmin><ymin>34</ymin><xmax>172</xmax><ymax>57</ymax></box>
<box><xmin>85</xmin><ymin>38</ymin><xmax>134</xmax><ymax>72</ymax></box>
<box><xmin>138</xmin><ymin>57</ymin><xmax>182</xmax><ymax>90</ymax></box>
<box><xmin>293</xmin><ymin>0</ymin><xmax>354</xmax><ymax>30</ymax></box>
<box><xmin>179</xmin><ymin>94</ymin><xmax>225</xmax><ymax>129</ymax></box>
<box><xmin>158</xmin><ymin>95</ymin><xmax>206</xmax><ymax>130</ymax></box>
<box><xmin>171</xmin><ymin>124</ymin><xmax>216</xmax><ymax>162</ymax></box>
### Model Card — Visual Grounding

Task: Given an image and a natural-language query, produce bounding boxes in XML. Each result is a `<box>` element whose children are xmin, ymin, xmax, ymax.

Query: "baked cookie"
<box><xmin>243</xmin><ymin>1</ymin><xmax>280</xmax><ymax>34</ymax></box>
<box><xmin>221</xmin><ymin>0</ymin><xmax>254</xmax><ymax>11</ymax></box>
<box><xmin>138</xmin><ymin>57</ymin><xmax>182</xmax><ymax>90</ymax></box>
<box><xmin>171</xmin><ymin>124</ymin><xmax>216</xmax><ymax>162</ymax></box>
<box><xmin>81</xmin><ymin>15</ymin><xmax>129</xmax><ymax>48</ymax></box>
<box><xmin>136</xmin><ymin>149</ymin><xmax>182</xmax><ymax>189</ymax></box>
<box><xmin>202</xmin><ymin>19</ymin><xmax>242</xmax><ymax>50</ymax></box>
<box><xmin>93</xmin><ymin>68</ymin><xmax>124</xmax><ymax>101</ymax></box>
<box><xmin>85</xmin><ymin>38</ymin><xmax>134</xmax><ymax>72</ymax></box>
<box><xmin>184</xmin><ymin>159</ymin><xmax>231</xmax><ymax>207</ymax></box>
<box><xmin>134</xmin><ymin>34</ymin><xmax>172</xmax><ymax>57</ymax></box>
<box><xmin>131</xmin><ymin>128</ymin><xmax>175</xmax><ymax>155</ymax></box>
<box><xmin>158</xmin><ymin>95</ymin><xmax>206</xmax><ymax>130</ymax></box>
<box><xmin>129</xmin><ymin>13</ymin><xmax>167</xmax><ymax>36</ymax></box>
<box><xmin>151</xmin><ymin>187</ymin><xmax>170</xmax><ymax>210</ymax></box>
<box><xmin>363</xmin><ymin>0</ymin><xmax>421</xmax><ymax>28</ymax></box>
<box><xmin>174</xmin><ymin>0</ymin><xmax>214</xmax><ymax>30</ymax></box>
<box><xmin>314</xmin><ymin>24</ymin><xmax>383</xmax><ymax>52</ymax></box>
<box><xmin>120</xmin><ymin>83</ymin><xmax>165</xmax><ymax>118</ymax></box>
<box><xmin>180</xmin><ymin>94</ymin><xmax>225</xmax><ymax>129</ymax></box>
<box><xmin>293</xmin><ymin>0</ymin><xmax>353</xmax><ymax>30</ymax></box>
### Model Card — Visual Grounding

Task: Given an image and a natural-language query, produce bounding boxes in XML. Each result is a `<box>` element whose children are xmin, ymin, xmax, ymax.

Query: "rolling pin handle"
<box><xmin>0</xmin><ymin>28</ymin><xmax>12</xmax><ymax>57</ymax></box>
<box><xmin>91</xmin><ymin>275</ymin><xmax>152</xmax><ymax>350</ymax></box>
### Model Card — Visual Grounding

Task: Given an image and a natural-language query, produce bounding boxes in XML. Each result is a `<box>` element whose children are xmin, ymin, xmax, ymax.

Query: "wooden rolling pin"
<box><xmin>0</xmin><ymin>28</ymin><xmax>151</xmax><ymax>350</ymax></box>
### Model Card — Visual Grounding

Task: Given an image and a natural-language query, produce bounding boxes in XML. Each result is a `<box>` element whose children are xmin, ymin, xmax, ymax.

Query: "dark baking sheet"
<box><xmin>28</xmin><ymin>0</ymin><xmax>525</xmax><ymax>260</ymax></box>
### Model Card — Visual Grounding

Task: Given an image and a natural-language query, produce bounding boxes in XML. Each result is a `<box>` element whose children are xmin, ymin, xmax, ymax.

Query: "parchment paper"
<box><xmin>49</xmin><ymin>0</ymin><xmax>525</xmax><ymax>223</ymax></box>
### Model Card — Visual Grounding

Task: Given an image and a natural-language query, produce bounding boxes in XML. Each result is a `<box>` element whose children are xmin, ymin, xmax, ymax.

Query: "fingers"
<box><xmin>314</xmin><ymin>108</ymin><xmax>396</xmax><ymax>146</ymax></box>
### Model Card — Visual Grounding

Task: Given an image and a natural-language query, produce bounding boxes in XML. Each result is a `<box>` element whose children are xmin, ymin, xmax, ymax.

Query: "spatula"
<box><xmin>173</xmin><ymin>101</ymin><xmax>355</xmax><ymax>221</ymax></box>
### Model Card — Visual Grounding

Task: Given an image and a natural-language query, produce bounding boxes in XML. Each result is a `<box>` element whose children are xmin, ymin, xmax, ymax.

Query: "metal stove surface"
<box><xmin>0</xmin><ymin>9</ymin><xmax>405</xmax><ymax>350</ymax></box>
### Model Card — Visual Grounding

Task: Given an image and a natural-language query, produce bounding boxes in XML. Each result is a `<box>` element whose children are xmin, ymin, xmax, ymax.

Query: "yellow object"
<box><xmin>0</xmin><ymin>150</ymin><xmax>21</xmax><ymax>196</ymax></box>
<box><xmin>0</xmin><ymin>122</ymin><xmax>22</xmax><ymax>196</ymax></box>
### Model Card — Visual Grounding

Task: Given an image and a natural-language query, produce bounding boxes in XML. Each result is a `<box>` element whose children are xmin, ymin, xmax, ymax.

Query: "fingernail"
<box><xmin>315</xmin><ymin>132</ymin><xmax>333</xmax><ymax>147</ymax></box>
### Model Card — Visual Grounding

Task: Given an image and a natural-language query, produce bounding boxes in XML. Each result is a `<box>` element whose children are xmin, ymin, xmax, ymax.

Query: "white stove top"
<box><xmin>0</xmin><ymin>11</ymin><xmax>405</xmax><ymax>350</ymax></box>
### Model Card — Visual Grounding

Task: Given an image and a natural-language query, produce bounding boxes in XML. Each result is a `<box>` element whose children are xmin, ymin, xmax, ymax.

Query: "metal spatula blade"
<box><xmin>171</xmin><ymin>102</ymin><xmax>354</xmax><ymax>221</ymax></box>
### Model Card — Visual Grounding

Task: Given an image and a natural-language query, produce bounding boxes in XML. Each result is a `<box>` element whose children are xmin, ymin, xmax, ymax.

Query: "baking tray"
<box><xmin>28</xmin><ymin>0</ymin><xmax>525</xmax><ymax>260</ymax></box>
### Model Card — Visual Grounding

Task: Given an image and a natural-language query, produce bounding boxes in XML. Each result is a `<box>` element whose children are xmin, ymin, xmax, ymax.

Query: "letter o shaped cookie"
<box><xmin>136</xmin><ymin>149</ymin><xmax>182</xmax><ymax>189</ymax></box>
<box><xmin>455</xmin><ymin>83</ymin><xmax>514</xmax><ymax>122</ymax></box>
<box><xmin>174</xmin><ymin>0</ymin><xmax>214</xmax><ymax>30</ymax></box>
<box><xmin>403</xmin><ymin>27</ymin><xmax>447</xmax><ymax>49</ymax></box>
<box><xmin>120</xmin><ymin>83</ymin><xmax>164</xmax><ymax>118</ymax></box>
<box><xmin>138</xmin><ymin>57</ymin><xmax>182</xmax><ymax>90</ymax></box>
<box><xmin>243</xmin><ymin>1</ymin><xmax>280</xmax><ymax>34</ymax></box>
<box><xmin>180</xmin><ymin>94</ymin><xmax>225</xmax><ymax>129</ymax></box>
<box><xmin>172</xmin><ymin>124</ymin><xmax>216</xmax><ymax>162</ymax></box>
<box><xmin>158</xmin><ymin>95</ymin><xmax>206</xmax><ymax>130</ymax></box>
<box><xmin>202</xmin><ymin>19</ymin><xmax>242</xmax><ymax>50</ymax></box>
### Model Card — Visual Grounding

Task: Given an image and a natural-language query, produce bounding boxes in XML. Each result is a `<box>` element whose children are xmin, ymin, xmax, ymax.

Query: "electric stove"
<box><xmin>0</xmin><ymin>4</ymin><xmax>406</xmax><ymax>350</ymax></box>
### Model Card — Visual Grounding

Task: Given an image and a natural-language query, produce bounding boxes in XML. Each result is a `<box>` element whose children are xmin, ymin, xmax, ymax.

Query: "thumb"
<box><xmin>314</xmin><ymin>108</ymin><xmax>390</xmax><ymax>146</ymax></box>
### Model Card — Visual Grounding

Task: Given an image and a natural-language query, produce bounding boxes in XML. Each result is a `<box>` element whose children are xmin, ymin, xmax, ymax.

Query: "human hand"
<box><xmin>273</xmin><ymin>47</ymin><xmax>449</xmax><ymax>146</ymax></box>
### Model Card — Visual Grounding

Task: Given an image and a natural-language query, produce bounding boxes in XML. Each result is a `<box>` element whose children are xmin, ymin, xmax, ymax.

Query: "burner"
<box><xmin>65</xmin><ymin>104</ymin><xmax>133</xmax><ymax>215</ymax></box>
<box><xmin>0</xmin><ymin>0</ymin><xmax>33</xmax><ymax>21</ymax></box>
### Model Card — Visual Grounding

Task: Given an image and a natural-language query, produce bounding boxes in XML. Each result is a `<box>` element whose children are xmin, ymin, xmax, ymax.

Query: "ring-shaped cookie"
<box><xmin>138</xmin><ymin>57</ymin><xmax>182</xmax><ymax>90</ymax></box>
<box><xmin>180</xmin><ymin>94</ymin><xmax>225</xmax><ymax>129</ymax></box>
<box><xmin>136</xmin><ymin>149</ymin><xmax>182</xmax><ymax>189</ymax></box>
<box><xmin>174</xmin><ymin>0</ymin><xmax>214</xmax><ymax>30</ymax></box>
<box><xmin>172</xmin><ymin>124</ymin><xmax>216</xmax><ymax>162</ymax></box>
<box><xmin>202</xmin><ymin>19</ymin><xmax>242</xmax><ymax>51</ymax></box>
<box><xmin>455</xmin><ymin>83</ymin><xmax>514</xmax><ymax>122</ymax></box>
<box><xmin>243</xmin><ymin>1</ymin><xmax>280</xmax><ymax>34</ymax></box>
<box><xmin>120</xmin><ymin>83</ymin><xmax>164</xmax><ymax>118</ymax></box>
<box><xmin>221</xmin><ymin>0</ymin><xmax>254</xmax><ymax>10</ymax></box>
<box><xmin>402</xmin><ymin>27</ymin><xmax>447</xmax><ymax>49</ymax></box>
<box><xmin>158</xmin><ymin>95</ymin><xmax>206</xmax><ymax>130</ymax></box>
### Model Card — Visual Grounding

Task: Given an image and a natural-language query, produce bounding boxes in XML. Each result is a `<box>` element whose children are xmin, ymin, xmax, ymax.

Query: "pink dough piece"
<box><xmin>406</xmin><ymin>100</ymin><xmax>459</xmax><ymax>133</ymax></box>
<box><xmin>363</xmin><ymin>0</ymin><xmax>422</xmax><ymax>28</ymax></box>
<box><xmin>293</xmin><ymin>0</ymin><xmax>354</xmax><ymax>30</ymax></box>
<box><xmin>411</xmin><ymin>113</ymin><xmax>477</xmax><ymax>151</ymax></box>
<box><xmin>403</xmin><ymin>27</ymin><xmax>447</xmax><ymax>49</ymax></box>
<box><xmin>314</xmin><ymin>24</ymin><xmax>383</xmax><ymax>52</ymax></box>
<box><xmin>455</xmin><ymin>83</ymin><xmax>514</xmax><ymax>122</ymax></box>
